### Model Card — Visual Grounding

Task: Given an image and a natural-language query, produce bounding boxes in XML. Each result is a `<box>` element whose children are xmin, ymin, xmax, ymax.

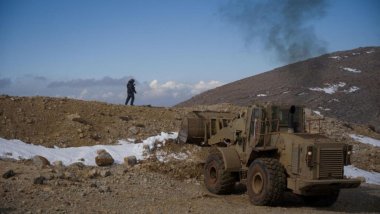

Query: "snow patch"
<box><xmin>313</xmin><ymin>111</ymin><xmax>323</xmax><ymax>117</ymax></box>
<box><xmin>349</xmin><ymin>134</ymin><xmax>380</xmax><ymax>147</ymax></box>
<box><xmin>344</xmin><ymin>86</ymin><xmax>360</xmax><ymax>93</ymax></box>
<box><xmin>344</xmin><ymin>165</ymin><xmax>380</xmax><ymax>185</ymax></box>
<box><xmin>257</xmin><ymin>94</ymin><xmax>267</xmax><ymax>97</ymax></box>
<box><xmin>0</xmin><ymin>132</ymin><xmax>178</xmax><ymax>166</ymax></box>
<box><xmin>366</xmin><ymin>50</ymin><xmax>375</xmax><ymax>54</ymax></box>
<box><xmin>297</xmin><ymin>92</ymin><xmax>308</xmax><ymax>96</ymax></box>
<box><xmin>318</xmin><ymin>107</ymin><xmax>331</xmax><ymax>111</ymax></box>
<box><xmin>352</xmin><ymin>52</ymin><xmax>361</xmax><ymax>56</ymax></box>
<box><xmin>328</xmin><ymin>98</ymin><xmax>340</xmax><ymax>103</ymax></box>
<box><xmin>309</xmin><ymin>82</ymin><xmax>346</xmax><ymax>94</ymax></box>
<box><xmin>155</xmin><ymin>150</ymin><xmax>189</xmax><ymax>163</ymax></box>
<box><xmin>329</xmin><ymin>56</ymin><xmax>342</xmax><ymax>60</ymax></box>
<box><xmin>342</xmin><ymin>67</ymin><xmax>361</xmax><ymax>73</ymax></box>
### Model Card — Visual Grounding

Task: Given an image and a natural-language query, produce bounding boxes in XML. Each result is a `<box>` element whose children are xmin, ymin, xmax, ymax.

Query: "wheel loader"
<box><xmin>178</xmin><ymin>104</ymin><xmax>361</xmax><ymax>206</ymax></box>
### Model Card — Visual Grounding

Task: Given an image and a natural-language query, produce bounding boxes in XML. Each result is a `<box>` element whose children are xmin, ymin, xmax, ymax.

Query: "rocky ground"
<box><xmin>1</xmin><ymin>158</ymin><xmax>380</xmax><ymax>214</ymax></box>
<box><xmin>1</xmin><ymin>95</ymin><xmax>380</xmax><ymax>213</ymax></box>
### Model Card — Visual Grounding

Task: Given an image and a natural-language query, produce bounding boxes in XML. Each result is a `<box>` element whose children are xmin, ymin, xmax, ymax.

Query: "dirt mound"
<box><xmin>0</xmin><ymin>95</ymin><xmax>183</xmax><ymax>147</ymax></box>
<box><xmin>141</xmin><ymin>139</ymin><xmax>210</xmax><ymax>180</ymax></box>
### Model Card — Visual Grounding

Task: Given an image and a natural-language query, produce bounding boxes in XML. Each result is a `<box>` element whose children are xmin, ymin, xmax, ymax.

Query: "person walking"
<box><xmin>125</xmin><ymin>79</ymin><xmax>137</xmax><ymax>106</ymax></box>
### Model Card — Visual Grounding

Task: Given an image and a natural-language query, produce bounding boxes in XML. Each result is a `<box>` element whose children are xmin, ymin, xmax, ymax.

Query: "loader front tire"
<box><xmin>204</xmin><ymin>152</ymin><xmax>236</xmax><ymax>194</ymax></box>
<box><xmin>247</xmin><ymin>158</ymin><xmax>286</xmax><ymax>206</ymax></box>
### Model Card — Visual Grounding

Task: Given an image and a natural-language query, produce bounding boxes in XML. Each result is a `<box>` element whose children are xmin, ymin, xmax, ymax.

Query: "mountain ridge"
<box><xmin>176</xmin><ymin>47</ymin><xmax>380</xmax><ymax>131</ymax></box>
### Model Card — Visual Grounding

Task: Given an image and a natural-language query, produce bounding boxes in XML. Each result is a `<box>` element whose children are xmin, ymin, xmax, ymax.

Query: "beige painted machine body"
<box><xmin>179</xmin><ymin>105</ymin><xmax>361</xmax><ymax>196</ymax></box>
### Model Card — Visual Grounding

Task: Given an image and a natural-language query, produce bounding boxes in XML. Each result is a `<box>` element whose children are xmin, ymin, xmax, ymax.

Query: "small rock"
<box><xmin>53</xmin><ymin>161</ymin><xmax>63</xmax><ymax>167</ymax></box>
<box><xmin>143</xmin><ymin>144</ymin><xmax>151</xmax><ymax>153</ymax></box>
<box><xmin>26</xmin><ymin>118</ymin><xmax>34</xmax><ymax>124</ymax></box>
<box><xmin>64</xmin><ymin>172</ymin><xmax>75</xmax><ymax>180</ymax></box>
<box><xmin>55</xmin><ymin>170</ymin><xmax>65</xmax><ymax>179</ymax></box>
<box><xmin>67</xmin><ymin>113</ymin><xmax>81</xmax><ymax>121</ymax></box>
<box><xmin>98</xmin><ymin>185</ymin><xmax>111</xmax><ymax>193</ymax></box>
<box><xmin>124</xmin><ymin>156</ymin><xmax>137</xmax><ymax>167</ymax></box>
<box><xmin>32</xmin><ymin>155</ymin><xmax>50</xmax><ymax>168</ymax></box>
<box><xmin>44</xmin><ymin>174</ymin><xmax>55</xmax><ymax>180</ymax></box>
<box><xmin>88</xmin><ymin>169</ymin><xmax>99</xmax><ymax>178</ymax></box>
<box><xmin>2</xmin><ymin>170</ymin><xmax>16</xmax><ymax>179</ymax></box>
<box><xmin>128</xmin><ymin>126</ymin><xmax>139</xmax><ymax>135</ymax></box>
<box><xmin>33</xmin><ymin>176</ymin><xmax>46</xmax><ymax>185</ymax></box>
<box><xmin>97</xmin><ymin>149</ymin><xmax>107</xmax><ymax>155</ymax></box>
<box><xmin>95</xmin><ymin>150</ymin><xmax>114</xmax><ymax>166</ymax></box>
<box><xmin>100</xmin><ymin>170</ymin><xmax>111</xmax><ymax>177</ymax></box>
<box><xmin>69</xmin><ymin>162</ymin><xmax>85</xmax><ymax>169</ymax></box>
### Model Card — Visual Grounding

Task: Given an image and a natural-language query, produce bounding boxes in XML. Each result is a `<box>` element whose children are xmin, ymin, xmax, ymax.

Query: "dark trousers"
<box><xmin>125</xmin><ymin>94</ymin><xmax>135</xmax><ymax>106</ymax></box>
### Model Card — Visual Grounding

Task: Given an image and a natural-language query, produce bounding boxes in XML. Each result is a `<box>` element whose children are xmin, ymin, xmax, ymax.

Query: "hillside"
<box><xmin>177</xmin><ymin>47</ymin><xmax>380</xmax><ymax>131</ymax></box>
<box><xmin>0</xmin><ymin>95</ymin><xmax>182</xmax><ymax>148</ymax></box>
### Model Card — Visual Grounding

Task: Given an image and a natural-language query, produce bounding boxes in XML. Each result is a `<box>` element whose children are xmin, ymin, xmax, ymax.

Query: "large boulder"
<box><xmin>95</xmin><ymin>150</ymin><xmax>114</xmax><ymax>166</ymax></box>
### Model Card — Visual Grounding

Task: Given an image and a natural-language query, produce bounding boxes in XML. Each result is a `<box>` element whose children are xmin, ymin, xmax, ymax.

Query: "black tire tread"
<box><xmin>204</xmin><ymin>152</ymin><xmax>236</xmax><ymax>194</ymax></box>
<box><xmin>247</xmin><ymin>158</ymin><xmax>286</xmax><ymax>206</ymax></box>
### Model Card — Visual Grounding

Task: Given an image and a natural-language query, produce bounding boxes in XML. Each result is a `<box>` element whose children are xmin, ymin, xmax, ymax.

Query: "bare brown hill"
<box><xmin>0</xmin><ymin>95</ymin><xmax>182</xmax><ymax>147</ymax></box>
<box><xmin>177</xmin><ymin>47</ymin><xmax>380</xmax><ymax>131</ymax></box>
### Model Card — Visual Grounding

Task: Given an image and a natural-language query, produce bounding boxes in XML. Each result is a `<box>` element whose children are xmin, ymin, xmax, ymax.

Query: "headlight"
<box><xmin>306</xmin><ymin>146</ymin><xmax>314</xmax><ymax>167</ymax></box>
<box><xmin>344</xmin><ymin>145</ymin><xmax>353</xmax><ymax>165</ymax></box>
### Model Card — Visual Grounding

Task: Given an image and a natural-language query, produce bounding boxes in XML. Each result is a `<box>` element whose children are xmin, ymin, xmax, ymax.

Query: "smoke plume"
<box><xmin>221</xmin><ymin>0</ymin><xmax>328</xmax><ymax>63</ymax></box>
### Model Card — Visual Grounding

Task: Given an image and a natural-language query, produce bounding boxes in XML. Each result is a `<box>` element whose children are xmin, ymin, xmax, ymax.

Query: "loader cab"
<box><xmin>247</xmin><ymin>106</ymin><xmax>275</xmax><ymax>148</ymax></box>
<box><xmin>247</xmin><ymin>105</ymin><xmax>306</xmax><ymax>148</ymax></box>
<box><xmin>274</xmin><ymin>105</ymin><xmax>306</xmax><ymax>133</ymax></box>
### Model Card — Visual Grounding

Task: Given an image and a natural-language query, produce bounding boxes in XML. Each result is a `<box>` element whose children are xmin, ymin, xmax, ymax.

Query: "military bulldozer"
<box><xmin>178</xmin><ymin>104</ymin><xmax>361</xmax><ymax>206</ymax></box>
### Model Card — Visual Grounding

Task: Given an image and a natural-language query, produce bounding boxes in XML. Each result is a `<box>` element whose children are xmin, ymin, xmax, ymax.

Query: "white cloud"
<box><xmin>191</xmin><ymin>80</ymin><xmax>223</xmax><ymax>95</ymax></box>
<box><xmin>78</xmin><ymin>88</ymin><xmax>88</xmax><ymax>99</ymax></box>
<box><xmin>1</xmin><ymin>75</ymin><xmax>223</xmax><ymax>106</ymax></box>
<box><xmin>143</xmin><ymin>79</ymin><xmax>223</xmax><ymax>100</ymax></box>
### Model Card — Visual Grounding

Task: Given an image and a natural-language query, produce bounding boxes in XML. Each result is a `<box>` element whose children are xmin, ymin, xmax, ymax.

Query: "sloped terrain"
<box><xmin>0</xmin><ymin>95</ymin><xmax>183</xmax><ymax>148</ymax></box>
<box><xmin>177</xmin><ymin>47</ymin><xmax>380</xmax><ymax>132</ymax></box>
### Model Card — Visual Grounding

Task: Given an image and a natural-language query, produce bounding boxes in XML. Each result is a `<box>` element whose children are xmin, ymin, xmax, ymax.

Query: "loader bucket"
<box><xmin>178</xmin><ymin>111</ymin><xmax>235</xmax><ymax>145</ymax></box>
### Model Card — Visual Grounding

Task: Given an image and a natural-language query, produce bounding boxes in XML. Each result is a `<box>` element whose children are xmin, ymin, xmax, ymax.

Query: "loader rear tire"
<box><xmin>247</xmin><ymin>158</ymin><xmax>286</xmax><ymax>206</ymax></box>
<box><xmin>204</xmin><ymin>152</ymin><xmax>236</xmax><ymax>194</ymax></box>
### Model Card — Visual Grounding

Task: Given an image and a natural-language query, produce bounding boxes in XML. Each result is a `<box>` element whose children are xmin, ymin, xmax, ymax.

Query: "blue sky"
<box><xmin>0</xmin><ymin>0</ymin><xmax>379</xmax><ymax>106</ymax></box>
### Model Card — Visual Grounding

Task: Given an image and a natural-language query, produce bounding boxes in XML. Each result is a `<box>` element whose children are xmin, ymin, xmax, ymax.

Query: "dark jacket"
<box><xmin>127</xmin><ymin>81</ymin><xmax>136</xmax><ymax>95</ymax></box>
